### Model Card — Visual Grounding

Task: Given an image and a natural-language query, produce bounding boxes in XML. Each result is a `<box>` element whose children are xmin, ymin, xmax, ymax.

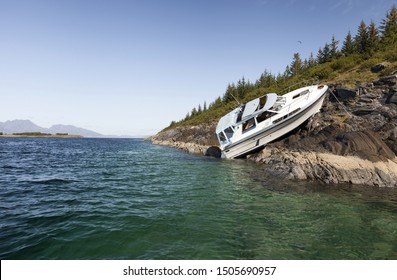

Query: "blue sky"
<box><xmin>0</xmin><ymin>0</ymin><xmax>395</xmax><ymax>136</ymax></box>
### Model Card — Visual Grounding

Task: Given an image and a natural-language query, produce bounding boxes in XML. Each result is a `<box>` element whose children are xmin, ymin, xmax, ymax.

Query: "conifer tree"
<box><xmin>284</xmin><ymin>65</ymin><xmax>292</xmax><ymax>77</ymax></box>
<box><xmin>209</xmin><ymin>97</ymin><xmax>222</xmax><ymax>109</ymax></box>
<box><xmin>342</xmin><ymin>30</ymin><xmax>355</xmax><ymax>55</ymax></box>
<box><xmin>276</xmin><ymin>72</ymin><xmax>287</xmax><ymax>84</ymax></box>
<box><xmin>302</xmin><ymin>58</ymin><xmax>309</xmax><ymax>70</ymax></box>
<box><xmin>380</xmin><ymin>5</ymin><xmax>397</xmax><ymax>47</ymax></box>
<box><xmin>308</xmin><ymin>52</ymin><xmax>316</xmax><ymax>67</ymax></box>
<box><xmin>237</xmin><ymin>77</ymin><xmax>246</xmax><ymax>99</ymax></box>
<box><xmin>317</xmin><ymin>47</ymin><xmax>324</xmax><ymax>64</ymax></box>
<box><xmin>197</xmin><ymin>104</ymin><xmax>202</xmax><ymax>114</ymax></box>
<box><xmin>317</xmin><ymin>43</ymin><xmax>331</xmax><ymax>64</ymax></box>
<box><xmin>330</xmin><ymin>35</ymin><xmax>339</xmax><ymax>59</ymax></box>
<box><xmin>322</xmin><ymin>43</ymin><xmax>331</xmax><ymax>62</ymax></box>
<box><xmin>368</xmin><ymin>20</ymin><xmax>380</xmax><ymax>52</ymax></box>
<box><xmin>290</xmin><ymin>52</ymin><xmax>303</xmax><ymax>76</ymax></box>
<box><xmin>191</xmin><ymin>107</ymin><xmax>198</xmax><ymax>117</ymax></box>
<box><xmin>256</xmin><ymin>70</ymin><xmax>275</xmax><ymax>88</ymax></box>
<box><xmin>355</xmin><ymin>20</ymin><xmax>369</xmax><ymax>53</ymax></box>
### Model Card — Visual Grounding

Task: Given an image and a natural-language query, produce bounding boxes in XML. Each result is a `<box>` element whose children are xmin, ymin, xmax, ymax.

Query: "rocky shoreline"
<box><xmin>149</xmin><ymin>75</ymin><xmax>397</xmax><ymax>187</ymax></box>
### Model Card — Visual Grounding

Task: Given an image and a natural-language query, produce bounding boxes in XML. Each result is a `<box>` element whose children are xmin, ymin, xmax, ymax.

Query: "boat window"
<box><xmin>259</xmin><ymin>96</ymin><xmax>267</xmax><ymax>108</ymax></box>
<box><xmin>273</xmin><ymin>115</ymin><xmax>287</xmax><ymax>124</ymax></box>
<box><xmin>272</xmin><ymin>108</ymin><xmax>301</xmax><ymax>124</ymax></box>
<box><xmin>218</xmin><ymin>132</ymin><xmax>227</xmax><ymax>143</ymax></box>
<box><xmin>257</xmin><ymin>111</ymin><xmax>276</xmax><ymax>123</ymax></box>
<box><xmin>288</xmin><ymin>108</ymin><xmax>301</xmax><ymax>116</ymax></box>
<box><xmin>242</xmin><ymin>118</ymin><xmax>256</xmax><ymax>132</ymax></box>
<box><xmin>224</xmin><ymin>127</ymin><xmax>234</xmax><ymax>139</ymax></box>
<box><xmin>293</xmin><ymin>89</ymin><xmax>309</xmax><ymax>99</ymax></box>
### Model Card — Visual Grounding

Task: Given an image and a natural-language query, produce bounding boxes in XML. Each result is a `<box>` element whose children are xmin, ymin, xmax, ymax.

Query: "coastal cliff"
<box><xmin>149</xmin><ymin>76</ymin><xmax>397</xmax><ymax>187</ymax></box>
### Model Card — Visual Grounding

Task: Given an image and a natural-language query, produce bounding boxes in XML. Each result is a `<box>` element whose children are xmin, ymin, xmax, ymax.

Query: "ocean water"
<box><xmin>0</xmin><ymin>137</ymin><xmax>396</xmax><ymax>260</ymax></box>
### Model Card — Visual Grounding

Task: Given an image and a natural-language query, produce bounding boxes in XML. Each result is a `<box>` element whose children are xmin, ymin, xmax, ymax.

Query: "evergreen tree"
<box><xmin>308</xmin><ymin>52</ymin><xmax>316</xmax><ymax>67</ymax></box>
<box><xmin>302</xmin><ymin>58</ymin><xmax>309</xmax><ymax>70</ymax></box>
<box><xmin>342</xmin><ymin>30</ymin><xmax>355</xmax><ymax>55</ymax></box>
<box><xmin>290</xmin><ymin>52</ymin><xmax>303</xmax><ymax>76</ymax></box>
<box><xmin>355</xmin><ymin>20</ymin><xmax>369</xmax><ymax>53</ymax></box>
<box><xmin>256</xmin><ymin>70</ymin><xmax>275</xmax><ymax>88</ymax></box>
<box><xmin>203</xmin><ymin>101</ymin><xmax>207</xmax><ymax>112</ymax></box>
<box><xmin>380</xmin><ymin>5</ymin><xmax>397</xmax><ymax>47</ymax></box>
<box><xmin>237</xmin><ymin>77</ymin><xmax>247</xmax><ymax>99</ymax></box>
<box><xmin>209</xmin><ymin>97</ymin><xmax>222</xmax><ymax>109</ymax></box>
<box><xmin>191</xmin><ymin>107</ymin><xmax>198</xmax><ymax>117</ymax></box>
<box><xmin>214</xmin><ymin>96</ymin><xmax>222</xmax><ymax>106</ymax></box>
<box><xmin>317</xmin><ymin>43</ymin><xmax>331</xmax><ymax>64</ymax></box>
<box><xmin>276</xmin><ymin>72</ymin><xmax>287</xmax><ymax>84</ymax></box>
<box><xmin>317</xmin><ymin>47</ymin><xmax>325</xmax><ymax>64</ymax></box>
<box><xmin>284</xmin><ymin>65</ymin><xmax>292</xmax><ymax>77</ymax></box>
<box><xmin>368</xmin><ymin>20</ymin><xmax>380</xmax><ymax>52</ymax></box>
<box><xmin>330</xmin><ymin>35</ymin><xmax>339</xmax><ymax>59</ymax></box>
<box><xmin>323</xmin><ymin>43</ymin><xmax>331</xmax><ymax>62</ymax></box>
<box><xmin>197</xmin><ymin>104</ymin><xmax>202</xmax><ymax>114</ymax></box>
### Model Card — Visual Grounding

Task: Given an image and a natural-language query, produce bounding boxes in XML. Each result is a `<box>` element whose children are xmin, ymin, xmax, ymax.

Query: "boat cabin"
<box><xmin>216</xmin><ymin>93</ymin><xmax>279</xmax><ymax>146</ymax></box>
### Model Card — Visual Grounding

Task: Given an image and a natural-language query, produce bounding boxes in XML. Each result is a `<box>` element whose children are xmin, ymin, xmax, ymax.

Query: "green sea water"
<box><xmin>0</xmin><ymin>138</ymin><xmax>396</xmax><ymax>259</ymax></box>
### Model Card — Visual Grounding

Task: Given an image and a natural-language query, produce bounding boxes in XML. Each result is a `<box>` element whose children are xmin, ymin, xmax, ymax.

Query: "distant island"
<box><xmin>0</xmin><ymin>132</ymin><xmax>82</xmax><ymax>138</ymax></box>
<box><xmin>0</xmin><ymin>120</ymin><xmax>103</xmax><ymax>137</ymax></box>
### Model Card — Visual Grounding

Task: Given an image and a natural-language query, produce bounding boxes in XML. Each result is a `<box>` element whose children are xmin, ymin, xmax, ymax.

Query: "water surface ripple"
<box><xmin>0</xmin><ymin>138</ymin><xmax>396</xmax><ymax>259</ymax></box>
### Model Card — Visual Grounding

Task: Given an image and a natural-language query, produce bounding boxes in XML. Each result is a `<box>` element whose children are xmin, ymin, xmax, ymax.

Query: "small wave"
<box><xmin>29</xmin><ymin>178</ymin><xmax>76</xmax><ymax>185</ymax></box>
<box><xmin>1</xmin><ymin>165</ymin><xmax>20</xmax><ymax>169</ymax></box>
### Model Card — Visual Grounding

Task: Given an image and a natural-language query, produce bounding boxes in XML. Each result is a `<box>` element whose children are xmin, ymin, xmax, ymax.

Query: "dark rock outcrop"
<box><xmin>374</xmin><ymin>74</ymin><xmax>397</xmax><ymax>86</ymax></box>
<box><xmin>205</xmin><ymin>146</ymin><xmax>222</xmax><ymax>158</ymax></box>
<box><xmin>332</xmin><ymin>88</ymin><xmax>357</xmax><ymax>101</ymax></box>
<box><xmin>371</xmin><ymin>63</ymin><xmax>386</xmax><ymax>73</ymax></box>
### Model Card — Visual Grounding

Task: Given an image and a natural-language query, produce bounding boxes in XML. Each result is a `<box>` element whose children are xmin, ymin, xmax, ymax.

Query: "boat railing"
<box><xmin>278</xmin><ymin>78</ymin><xmax>319</xmax><ymax>96</ymax></box>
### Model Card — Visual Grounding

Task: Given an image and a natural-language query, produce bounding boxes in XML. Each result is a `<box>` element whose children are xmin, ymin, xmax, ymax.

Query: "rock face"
<box><xmin>148</xmin><ymin>122</ymin><xmax>220</xmax><ymax>157</ymax></box>
<box><xmin>150</xmin><ymin>77</ymin><xmax>397</xmax><ymax>187</ymax></box>
<box><xmin>247</xmin><ymin>149</ymin><xmax>397</xmax><ymax>187</ymax></box>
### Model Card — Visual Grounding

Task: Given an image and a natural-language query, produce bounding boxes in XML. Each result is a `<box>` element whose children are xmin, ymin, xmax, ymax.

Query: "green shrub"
<box><xmin>385</xmin><ymin>49</ymin><xmax>397</xmax><ymax>62</ymax></box>
<box><xmin>359</xmin><ymin>57</ymin><xmax>384</xmax><ymax>71</ymax></box>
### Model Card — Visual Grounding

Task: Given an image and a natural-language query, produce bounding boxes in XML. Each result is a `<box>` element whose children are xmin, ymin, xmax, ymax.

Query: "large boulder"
<box><xmin>332</xmin><ymin>88</ymin><xmax>357</xmax><ymax>101</ymax></box>
<box><xmin>205</xmin><ymin>146</ymin><xmax>222</xmax><ymax>158</ymax></box>
<box><xmin>371</xmin><ymin>63</ymin><xmax>386</xmax><ymax>73</ymax></box>
<box><xmin>374</xmin><ymin>75</ymin><xmax>397</xmax><ymax>86</ymax></box>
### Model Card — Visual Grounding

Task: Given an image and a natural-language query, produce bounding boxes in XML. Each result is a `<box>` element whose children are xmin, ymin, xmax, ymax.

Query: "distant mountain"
<box><xmin>0</xmin><ymin>120</ymin><xmax>46</xmax><ymax>134</ymax></box>
<box><xmin>0</xmin><ymin>120</ymin><xmax>103</xmax><ymax>137</ymax></box>
<box><xmin>48</xmin><ymin>124</ymin><xmax>102</xmax><ymax>137</ymax></box>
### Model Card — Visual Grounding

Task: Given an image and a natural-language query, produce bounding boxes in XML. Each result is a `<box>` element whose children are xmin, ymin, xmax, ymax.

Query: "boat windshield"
<box><xmin>224</xmin><ymin>127</ymin><xmax>234</xmax><ymax>138</ymax></box>
<box><xmin>218</xmin><ymin>127</ymin><xmax>234</xmax><ymax>144</ymax></box>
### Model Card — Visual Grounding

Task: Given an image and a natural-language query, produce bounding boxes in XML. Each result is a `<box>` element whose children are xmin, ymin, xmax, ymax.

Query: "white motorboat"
<box><xmin>216</xmin><ymin>84</ymin><xmax>329</xmax><ymax>158</ymax></box>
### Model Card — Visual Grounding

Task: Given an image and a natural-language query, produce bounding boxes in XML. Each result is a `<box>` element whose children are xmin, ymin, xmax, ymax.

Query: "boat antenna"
<box><xmin>230</xmin><ymin>93</ymin><xmax>241</xmax><ymax>106</ymax></box>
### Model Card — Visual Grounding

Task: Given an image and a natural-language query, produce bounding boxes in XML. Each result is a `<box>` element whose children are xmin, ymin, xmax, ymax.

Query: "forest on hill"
<box><xmin>165</xmin><ymin>4</ymin><xmax>397</xmax><ymax>131</ymax></box>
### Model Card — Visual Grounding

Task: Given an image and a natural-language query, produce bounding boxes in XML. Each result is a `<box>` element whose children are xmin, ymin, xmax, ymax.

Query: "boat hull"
<box><xmin>222</xmin><ymin>92</ymin><xmax>326</xmax><ymax>159</ymax></box>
